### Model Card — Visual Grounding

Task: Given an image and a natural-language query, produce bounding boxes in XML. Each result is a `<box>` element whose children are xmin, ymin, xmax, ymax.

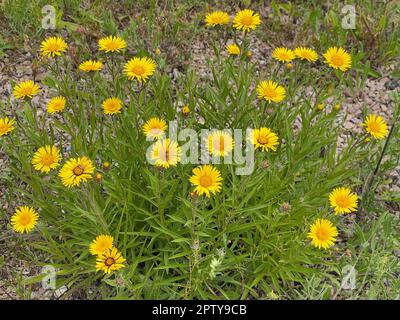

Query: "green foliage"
<box><xmin>0</xmin><ymin>1</ymin><xmax>398</xmax><ymax>300</ymax></box>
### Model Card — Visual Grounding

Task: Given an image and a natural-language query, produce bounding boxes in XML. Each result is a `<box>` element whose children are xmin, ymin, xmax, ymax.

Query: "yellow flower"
<box><xmin>79</xmin><ymin>60</ymin><xmax>103</xmax><ymax>72</ymax></box>
<box><xmin>96</xmin><ymin>247</ymin><xmax>126</xmax><ymax>274</ymax></box>
<box><xmin>182</xmin><ymin>105</ymin><xmax>190</xmax><ymax>116</ymax></box>
<box><xmin>40</xmin><ymin>36</ymin><xmax>68</xmax><ymax>57</ymax></box>
<box><xmin>98</xmin><ymin>35</ymin><xmax>126</xmax><ymax>53</ymax></box>
<box><xmin>47</xmin><ymin>96</ymin><xmax>66</xmax><ymax>114</ymax></box>
<box><xmin>286</xmin><ymin>62</ymin><xmax>293</xmax><ymax>69</ymax></box>
<box><xmin>89</xmin><ymin>235</ymin><xmax>114</xmax><ymax>256</ymax></box>
<box><xmin>189</xmin><ymin>165</ymin><xmax>222</xmax><ymax>197</ymax></box>
<box><xmin>207</xmin><ymin>130</ymin><xmax>234</xmax><ymax>157</ymax></box>
<box><xmin>102</xmin><ymin>97</ymin><xmax>123</xmax><ymax>115</ymax></box>
<box><xmin>143</xmin><ymin>117</ymin><xmax>167</xmax><ymax>139</ymax></box>
<box><xmin>272</xmin><ymin>47</ymin><xmax>295</xmax><ymax>63</ymax></box>
<box><xmin>307</xmin><ymin>218</ymin><xmax>338</xmax><ymax>250</ymax></box>
<box><xmin>251</xmin><ymin>127</ymin><xmax>279</xmax><ymax>152</ymax></box>
<box><xmin>317</xmin><ymin>103</ymin><xmax>324</xmax><ymax>111</ymax></box>
<box><xmin>294</xmin><ymin>47</ymin><xmax>318</xmax><ymax>62</ymax></box>
<box><xmin>32</xmin><ymin>145</ymin><xmax>61</xmax><ymax>173</ymax></box>
<box><xmin>334</xmin><ymin>104</ymin><xmax>341</xmax><ymax>111</ymax></box>
<box><xmin>329</xmin><ymin>187</ymin><xmax>358</xmax><ymax>214</ymax></box>
<box><xmin>256</xmin><ymin>80</ymin><xmax>286</xmax><ymax>103</ymax></box>
<box><xmin>323</xmin><ymin>47</ymin><xmax>351</xmax><ymax>71</ymax></box>
<box><xmin>363</xmin><ymin>114</ymin><xmax>388</xmax><ymax>139</ymax></box>
<box><xmin>124</xmin><ymin>57</ymin><xmax>156</xmax><ymax>82</ymax></box>
<box><xmin>13</xmin><ymin>80</ymin><xmax>40</xmax><ymax>100</ymax></box>
<box><xmin>205</xmin><ymin>11</ymin><xmax>230</xmax><ymax>27</ymax></box>
<box><xmin>11</xmin><ymin>206</ymin><xmax>39</xmax><ymax>234</ymax></box>
<box><xmin>103</xmin><ymin>161</ymin><xmax>111</xmax><ymax>171</ymax></box>
<box><xmin>233</xmin><ymin>9</ymin><xmax>261</xmax><ymax>32</ymax></box>
<box><xmin>226</xmin><ymin>44</ymin><xmax>240</xmax><ymax>56</ymax></box>
<box><xmin>0</xmin><ymin>117</ymin><xmax>15</xmax><ymax>137</ymax></box>
<box><xmin>151</xmin><ymin>138</ymin><xmax>181</xmax><ymax>168</ymax></box>
<box><xmin>59</xmin><ymin>156</ymin><xmax>95</xmax><ymax>188</ymax></box>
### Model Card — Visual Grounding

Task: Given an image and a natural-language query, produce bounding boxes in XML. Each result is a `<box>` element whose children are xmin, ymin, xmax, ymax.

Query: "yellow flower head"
<box><xmin>256</xmin><ymin>80</ymin><xmax>286</xmax><ymax>103</ymax></box>
<box><xmin>307</xmin><ymin>218</ymin><xmax>338</xmax><ymax>249</ymax></box>
<box><xmin>79</xmin><ymin>60</ymin><xmax>103</xmax><ymax>72</ymax></box>
<box><xmin>32</xmin><ymin>145</ymin><xmax>61</xmax><ymax>173</ymax></box>
<box><xmin>251</xmin><ymin>127</ymin><xmax>279</xmax><ymax>152</ymax></box>
<box><xmin>0</xmin><ymin>117</ymin><xmax>15</xmax><ymax>137</ymax></box>
<box><xmin>102</xmin><ymin>97</ymin><xmax>123</xmax><ymax>115</ymax></box>
<box><xmin>13</xmin><ymin>80</ymin><xmax>40</xmax><ymax>100</ymax></box>
<box><xmin>59</xmin><ymin>156</ymin><xmax>95</xmax><ymax>188</ymax></box>
<box><xmin>96</xmin><ymin>247</ymin><xmax>126</xmax><ymax>274</ymax></box>
<box><xmin>40</xmin><ymin>36</ymin><xmax>68</xmax><ymax>57</ymax></box>
<box><xmin>226</xmin><ymin>44</ymin><xmax>240</xmax><ymax>56</ymax></box>
<box><xmin>363</xmin><ymin>114</ymin><xmax>388</xmax><ymax>139</ymax></box>
<box><xmin>189</xmin><ymin>165</ymin><xmax>222</xmax><ymax>197</ymax></box>
<box><xmin>124</xmin><ymin>57</ymin><xmax>156</xmax><ymax>82</ymax></box>
<box><xmin>294</xmin><ymin>47</ymin><xmax>318</xmax><ymax>62</ymax></box>
<box><xmin>205</xmin><ymin>11</ymin><xmax>230</xmax><ymax>27</ymax></box>
<box><xmin>182</xmin><ymin>105</ymin><xmax>190</xmax><ymax>116</ymax></box>
<box><xmin>103</xmin><ymin>161</ymin><xmax>111</xmax><ymax>171</ymax></box>
<box><xmin>207</xmin><ymin>130</ymin><xmax>234</xmax><ymax>157</ymax></box>
<box><xmin>11</xmin><ymin>206</ymin><xmax>39</xmax><ymax>234</ymax></box>
<box><xmin>98</xmin><ymin>35</ymin><xmax>126</xmax><ymax>53</ymax></box>
<box><xmin>329</xmin><ymin>187</ymin><xmax>358</xmax><ymax>214</ymax></box>
<box><xmin>151</xmin><ymin>138</ymin><xmax>181</xmax><ymax>168</ymax></box>
<box><xmin>272</xmin><ymin>47</ymin><xmax>295</xmax><ymax>63</ymax></box>
<box><xmin>47</xmin><ymin>96</ymin><xmax>66</xmax><ymax>114</ymax></box>
<box><xmin>323</xmin><ymin>47</ymin><xmax>351</xmax><ymax>71</ymax></box>
<box><xmin>143</xmin><ymin>117</ymin><xmax>167</xmax><ymax>139</ymax></box>
<box><xmin>89</xmin><ymin>235</ymin><xmax>114</xmax><ymax>256</ymax></box>
<box><xmin>233</xmin><ymin>9</ymin><xmax>261</xmax><ymax>32</ymax></box>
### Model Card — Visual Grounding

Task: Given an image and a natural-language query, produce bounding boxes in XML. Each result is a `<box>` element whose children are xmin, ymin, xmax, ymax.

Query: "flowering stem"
<box><xmin>360</xmin><ymin>104</ymin><xmax>400</xmax><ymax>211</ymax></box>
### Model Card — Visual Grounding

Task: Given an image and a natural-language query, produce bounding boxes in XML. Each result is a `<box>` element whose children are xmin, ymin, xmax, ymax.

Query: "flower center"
<box><xmin>336</xmin><ymin>195</ymin><xmax>350</xmax><ymax>208</ymax></box>
<box><xmin>331</xmin><ymin>54</ymin><xmax>344</xmax><ymax>67</ymax></box>
<box><xmin>213</xmin><ymin>137</ymin><xmax>225</xmax><ymax>151</ymax></box>
<box><xmin>22</xmin><ymin>88</ymin><xmax>33</xmax><ymax>95</ymax></box>
<box><xmin>316</xmin><ymin>228</ymin><xmax>329</xmax><ymax>241</ymax></box>
<box><xmin>132</xmin><ymin>65</ymin><xmax>145</xmax><ymax>75</ymax></box>
<box><xmin>368</xmin><ymin>122</ymin><xmax>380</xmax><ymax>133</ymax></box>
<box><xmin>0</xmin><ymin>124</ymin><xmax>6</xmax><ymax>132</ymax></box>
<box><xmin>264</xmin><ymin>88</ymin><xmax>277</xmax><ymax>98</ymax></box>
<box><xmin>19</xmin><ymin>214</ymin><xmax>31</xmax><ymax>226</ymax></box>
<box><xmin>150</xmin><ymin>128</ymin><xmax>163</xmax><ymax>136</ymax></box>
<box><xmin>42</xmin><ymin>154</ymin><xmax>55</xmax><ymax>166</ymax></box>
<box><xmin>199</xmin><ymin>175</ymin><xmax>212</xmax><ymax>188</ymax></box>
<box><xmin>107</xmin><ymin>102</ymin><xmax>119</xmax><ymax>111</ymax></box>
<box><xmin>241</xmin><ymin>16</ymin><xmax>253</xmax><ymax>26</ymax></box>
<box><xmin>48</xmin><ymin>43</ymin><xmax>61</xmax><ymax>52</ymax></box>
<box><xmin>53</xmin><ymin>102</ymin><xmax>63</xmax><ymax>109</ymax></box>
<box><xmin>219</xmin><ymin>137</ymin><xmax>225</xmax><ymax>151</ymax></box>
<box><xmin>257</xmin><ymin>135</ymin><xmax>269</xmax><ymax>145</ymax></box>
<box><xmin>160</xmin><ymin>148</ymin><xmax>170</xmax><ymax>162</ymax></box>
<box><xmin>73</xmin><ymin>165</ymin><xmax>85</xmax><ymax>176</ymax></box>
<box><xmin>105</xmin><ymin>257</ymin><xmax>115</xmax><ymax>267</ymax></box>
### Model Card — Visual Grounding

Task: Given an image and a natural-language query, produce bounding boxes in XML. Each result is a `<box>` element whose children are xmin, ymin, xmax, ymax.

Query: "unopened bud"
<box><xmin>262</xmin><ymin>160</ymin><xmax>270</xmax><ymax>168</ymax></box>
<box><xmin>103</xmin><ymin>161</ymin><xmax>111</xmax><ymax>171</ymax></box>
<box><xmin>182</xmin><ymin>105</ymin><xmax>190</xmax><ymax>116</ymax></box>
<box><xmin>95</xmin><ymin>173</ymin><xmax>103</xmax><ymax>182</ymax></box>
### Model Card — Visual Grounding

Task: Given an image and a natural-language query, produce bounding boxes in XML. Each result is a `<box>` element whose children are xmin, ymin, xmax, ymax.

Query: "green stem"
<box><xmin>360</xmin><ymin>107</ymin><xmax>400</xmax><ymax>210</ymax></box>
